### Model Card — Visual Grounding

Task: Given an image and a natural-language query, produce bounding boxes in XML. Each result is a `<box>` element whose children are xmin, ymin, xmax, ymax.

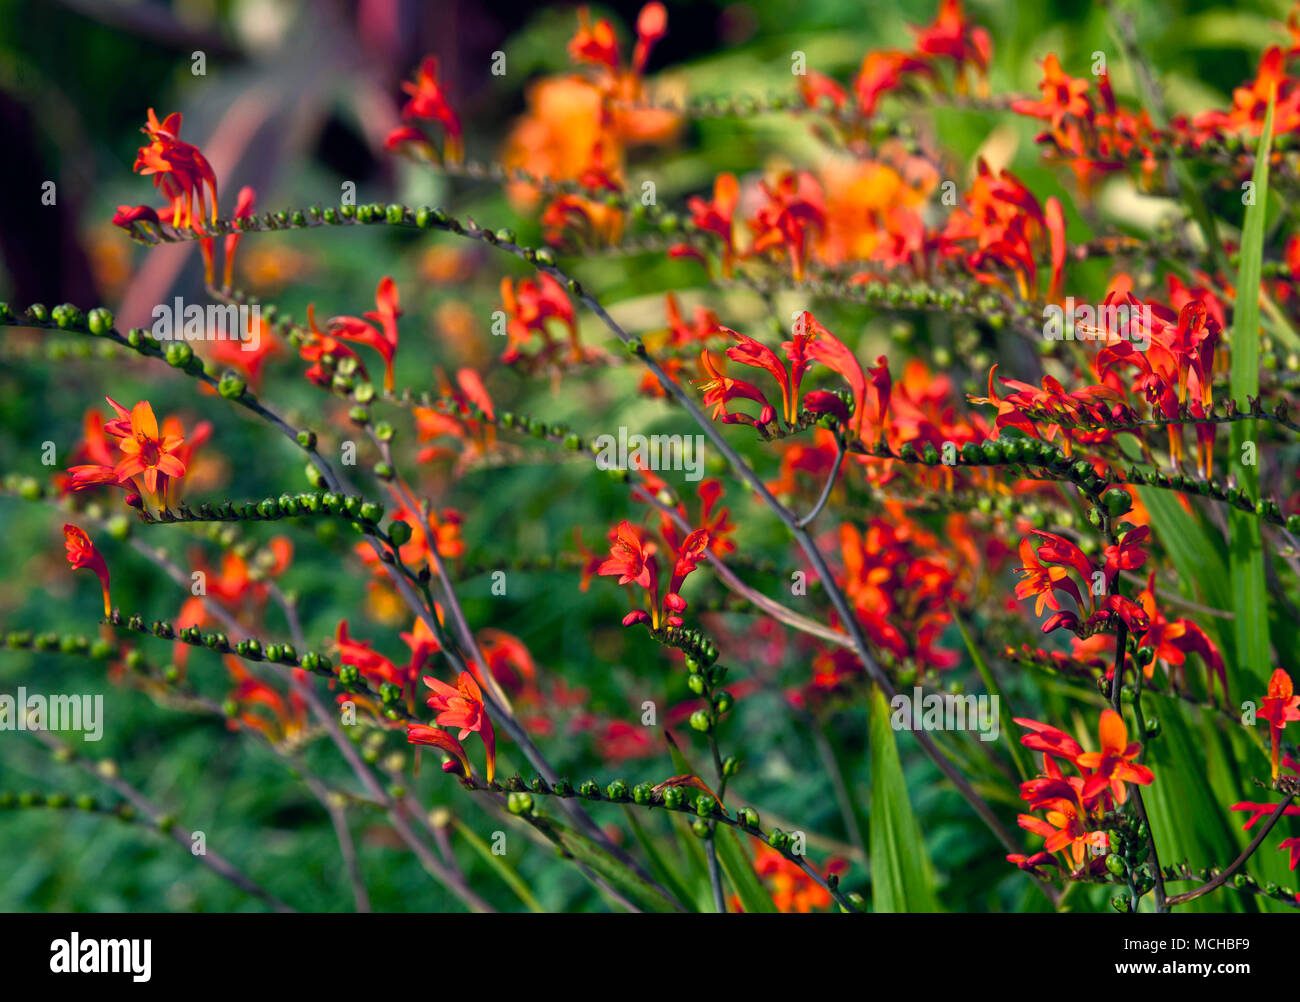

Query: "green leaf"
<box><xmin>714</xmin><ymin>824</ymin><xmax>778</xmax><ymax>913</ymax></box>
<box><xmin>953</xmin><ymin>608</ymin><xmax>1030</xmax><ymax>780</ymax></box>
<box><xmin>623</xmin><ymin>807</ymin><xmax>700</xmax><ymax>913</ymax></box>
<box><xmin>452</xmin><ymin>818</ymin><xmax>544</xmax><ymax>912</ymax></box>
<box><xmin>867</xmin><ymin>686</ymin><xmax>940</xmax><ymax>912</ymax></box>
<box><xmin>1228</xmin><ymin>92</ymin><xmax>1275</xmax><ymax>695</ymax></box>
<box><xmin>528</xmin><ymin>814</ymin><xmax>685</xmax><ymax>913</ymax></box>
<box><xmin>1143</xmin><ymin>696</ymin><xmax>1254</xmax><ymax>913</ymax></box>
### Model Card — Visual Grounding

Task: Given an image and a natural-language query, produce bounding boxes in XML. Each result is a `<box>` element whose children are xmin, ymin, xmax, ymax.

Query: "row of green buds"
<box><xmin>106</xmin><ymin>610</ymin><xmax>335</xmax><ymax>677</ymax></box>
<box><xmin>498</xmin><ymin>774</ymin><xmax>841</xmax><ymax>867</ymax></box>
<box><xmin>647</xmin><ymin>625</ymin><xmax>719</xmax><ymax>666</ymax></box>
<box><xmin>136</xmin><ymin>492</ymin><xmax>382</xmax><ymax>526</ymax></box>
<box><xmin>5</xmin><ymin>630</ymin><xmax>115</xmax><ymax>660</ymax></box>
<box><xmin>0</xmin><ymin>790</ymin><xmax>133</xmax><ymax>820</ymax></box>
<box><xmin>1124</xmin><ymin>466</ymin><xmax>1294</xmax><ymax>529</ymax></box>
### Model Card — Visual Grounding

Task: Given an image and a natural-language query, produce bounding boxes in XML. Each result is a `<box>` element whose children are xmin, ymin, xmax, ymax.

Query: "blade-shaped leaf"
<box><xmin>868</xmin><ymin>686</ymin><xmax>940</xmax><ymax>912</ymax></box>
<box><xmin>529</xmin><ymin>814</ymin><xmax>685</xmax><ymax>913</ymax></box>
<box><xmin>715</xmin><ymin>824</ymin><xmax>778</xmax><ymax>913</ymax></box>
<box><xmin>1228</xmin><ymin>92</ymin><xmax>1275</xmax><ymax>695</ymax></box>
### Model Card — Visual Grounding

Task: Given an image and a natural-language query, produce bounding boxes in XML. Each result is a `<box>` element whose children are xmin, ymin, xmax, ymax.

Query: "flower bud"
<box><xmin>506</xmin><ymin>792</ymin><xmax>534</xmax><ymax>815</ymax></box>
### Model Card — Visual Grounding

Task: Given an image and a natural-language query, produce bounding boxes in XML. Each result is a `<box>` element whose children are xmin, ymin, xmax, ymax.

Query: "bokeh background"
<box><xmin>0</xmin><ymin>0</ymin><xmax>1288</xmax><ymax>911</ymax></box>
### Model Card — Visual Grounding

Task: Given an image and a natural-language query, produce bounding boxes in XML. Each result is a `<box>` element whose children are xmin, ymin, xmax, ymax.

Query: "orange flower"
<box><xmin>393</xmin><ymin>56</ymin><xmax>463</xmax><ymax>163</ymax></box>
<box><xmin>1013</xmin><ymin>535</ymin><xmax>1079</xmax><ymax>618</ymax></box>
<box><xmin>687</xmin><ymin>173</ymin><xmax>739</xmax><ymax>276</ymax></box>
<box><xmin>1076</xmin><ymin>709</ymin><xmax>1154</xmax><ymax>805</ymax></box>
<box><xmin>63</xmin><ymin>524</ymin><xmax>111</xmax><ymax>618</ymax></box>
<box><xmin>300</xmin><ymin>304</ymin><xmax>367</xmax><ymax>388</ymax></box>
<box><xmin>1261</xmin><ymin>669</ymin><xmax>1300</xmax><ymax>780</ymax></box>
<box><xmin>113</xmin><ymin>400</ymin><xmax>188</xmax><ymax>497</ymax></box>
<box><xmin>406</xmin><ymin>724</ymin><xmax>472</xmax><ymax>778</ymax></box>
<box><xmin>598</xmin><ymin>520</ymin><xmax>655</xmax><ymax>588</ymax></box>
<box><xmin>330</xmin><ymin>277</ymin><xmax>401</xmax><ymax>392</ymax></box>
<box><xmin>133</xmin><ymin>109</ymin><xmax>217</xmax><ymax>230</ymax></box>
<box><xmin>697</xmin><ymin>349</ymin><xmax>776</xmax><ymax>428</ymax></box>
<box><xmin>748</xmin><ymin>845</ymin><xmax>847</xmax><ymax>913</ymax></box>
<box><xmin>422</xmin><ymin>671</ymin><xmax>496</xmax><ymax>782</ymax></box>
<box><xmin>748</xmin><ymin>171</ymin><xmax>826</xmax><ymax>281</ymax></box>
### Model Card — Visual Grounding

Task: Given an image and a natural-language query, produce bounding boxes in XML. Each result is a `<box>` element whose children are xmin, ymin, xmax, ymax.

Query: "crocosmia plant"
<box><xmin>7</xmin><ymin>0</ymin><xmax>1300</xmax><ymax>922</ymax></box>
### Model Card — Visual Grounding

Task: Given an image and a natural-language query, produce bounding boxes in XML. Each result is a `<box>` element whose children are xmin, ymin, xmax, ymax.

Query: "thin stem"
<box><xmin>796</xmin><ymin>432</ymin><xmax>846</xmax><ymax>528</ymax></box>
<box><xmin>1165</xmin><ymin>794</ymin><xmax>1296</xmax><ymax>907</ymax></box>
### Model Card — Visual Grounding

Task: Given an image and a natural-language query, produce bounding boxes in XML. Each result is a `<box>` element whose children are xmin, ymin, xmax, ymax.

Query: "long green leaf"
<box><xmin>623</xmin><ymin>807</ymin><xmax>700</xmax><ymax>913</ymax></box>
<box><xmin>529</xmin><ymin>814</ymin><xmax>685</xmax><ymax>913</ymax></box>
<box><xmin>714</xmin><ymin>825</ymin><xmax>778</xmax><ymax>913</ymax></box>
<box><xmin>867</xmin><ymin>686</ymin><xmax>940</xmax><ymax>912</ymax></box>
<box><xmin>1228</xmin><ymin>92</ymin><xmax>1275</xmax><ymax>695</ymax></box>
<box><xmin>953</xmin><ymin>608</ymin><xmax>1030</xmax><ymax>781</ymax></box>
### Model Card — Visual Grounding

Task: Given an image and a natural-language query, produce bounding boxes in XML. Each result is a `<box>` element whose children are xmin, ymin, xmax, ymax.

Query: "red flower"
<box><xmin>1260</xmin><ymin>669</ymin><xmax>1300</xmax><ymax>780</ymax></box>
<box><xmin>499</xmin><ymin>273</ymin><xmax>581</xmax><ymax>364</ymax></box>
<box><xmin>63</xmin><ymin>524</ymin><xmax>111</xmax><ymax>618</ymax></box>
<box><xmin>854</xmin><ymin>51</ymin><xmax>931</xmax><ymax>118</ymax></box>
<box><xmin>1076</xmin><ymin>709</ymin><xmax>1154</xmax><ymax>805</ymax></box>
<box><xmin>422</xmin><ymin>671</ymin><xmax>496</xmax><ymax>782</ymax></box>
<box><xmin>697</xmin><ymin>349</ymin><xmax>776</xmax><ymax>428</ymax></box>
<box><xmin>597</xmin><ymin>520</ymin><xmax>655</xmax><ymax>588</ymax></box>
<box><xmin>1135</xmin><ymin>572</ymin><xmax>1227</xmax><ymax>702</ymax></box>
<box><xmin>222</xmin><ymin>186</ymin><xmax>257</xmax><ymax>289</ymax></box>
<box><xmin>1017</xmin><ymin>798</ymin><xmax>1102</xmax><ymax>869</ymax></box>
<box><xmin>406</xmin><ymin>724</ymin><xmax>472</xmax><ymax>778</ymax></box>
<box><xmin>334</xmin><ymin>620</ymin><xmax>404</xmax><ymax>689</ymax></box>
<box><xmin>394</xmin><ymin>56</ymin><xmax>463</xmax><ymax>163</ymax></box>
<box><xmin>687</xmin><ymin>173</ymin><xmax>740</xmax><ymax>276</ymax></box>
<box><xmin>1013</xmin><ymin>534</ymin><xmax>1083</xmax><ymax>618</ymax></box>
<box><xmin>133</xmin><ymin>109</ymin><xmax>217</xmax><ymax>230</ymax></box>
<box><xmin>1278</xmin><ymin>838</ymin><xmax>1300</xmax><ymax>871</ymax></box>
<box><xmin>631</xmin><ymin>2</ymin><xmax>668</xmax><ymax>74</ymax></box>
<box><xmin>68</xmin><ymin>397</ymin><xmax>188</xmax><ymax>503</ymax></box>
<box><xmin>723</xmin><ymin>326</ymin><xmax>792</xmax><ymax>423</ymax></box>
<box><xmin>331</xmin><ymin>277</ymin><xmax>401</xmax><ymax>392</ymax></box>
<box><xmin>300</xmin><ymin>304</ymin><xmax>368</xmax><ymax>388</ymax></box>
<box><xmin>1015</xmin><ymin>717</ymin><xmax>1084</xmax><ymax>767</ymax></box>
<box><xmin>1012</xmin><ymin>54</ymin><xmax>1091</xmax><ymax>128</ymax></box>
<box><xmin>748</xmin><ymin>171</ymin><xmax>825</xmax><ymax>280</ymax></box>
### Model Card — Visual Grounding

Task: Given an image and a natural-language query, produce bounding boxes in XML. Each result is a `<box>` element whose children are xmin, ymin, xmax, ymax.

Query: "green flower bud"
<box><xmin>687</xmin><ymin>673</ymin><xmax>706</xmax><ymax>695</ymax></box>
<box><xmin>689</xmin><ymin>709</ymin><xmax>712</xmax><ymax>733</ymax></box>
<box><xmin>662</xmin><ymin>787</ymin><xmax>684</xmax><ymax>809</ymax></box>
<box><xmin>87</xmin><ymin>308</ymin><xmax>114</xmax><ymax>335</ymax></box>
<box><xmin>218</xmin><ymin>373</ymin><xmax>247</xmax><ymax>399</ymax></box>
<box><xmin>1103</xmin><ymin>488</ymin><xmax>1133</xmax><ymax>517</ymax></box>
<box><xmin>506</xmin><ymin>792</ymin><xmax>534</xmax><ymax>815</ymax></box>
<box><xmin>388</xmin><ymin>520</ymin><xmax>413</xmax><ymax>546</ymax></box>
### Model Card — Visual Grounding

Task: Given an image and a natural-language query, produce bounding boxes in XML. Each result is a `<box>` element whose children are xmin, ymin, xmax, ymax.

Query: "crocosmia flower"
<box><xmin>63</xmin><ymin>524</ymin><xmax>111</xmax><ymax>618</ymax></box>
